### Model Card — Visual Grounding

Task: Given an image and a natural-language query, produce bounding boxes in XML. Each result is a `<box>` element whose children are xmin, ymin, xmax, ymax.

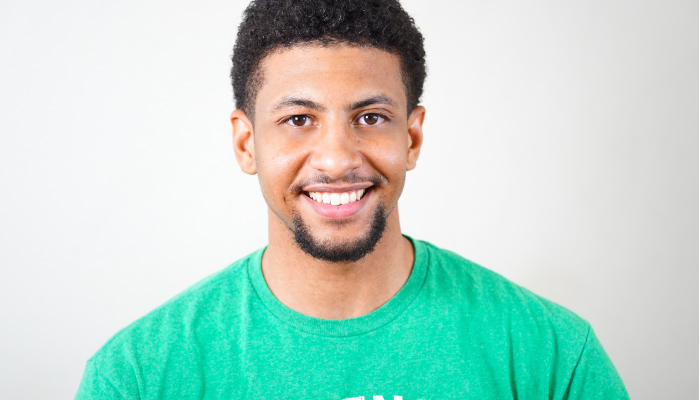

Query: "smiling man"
<box><xmin>76</xmin><ymin>0</ymin><xmax>628</xmax><ymax>399</ymax></box>
<box><xmin>230</xmin><ymin>43</ymin><xmax>422</xmax><ymax>321</ymax></box>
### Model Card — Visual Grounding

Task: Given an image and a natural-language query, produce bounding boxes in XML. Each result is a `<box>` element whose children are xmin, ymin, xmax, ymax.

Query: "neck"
<box><xmin>262</xmin><ymin>207</ymin><xmax>414</xmax><ymax>320</ymax></box>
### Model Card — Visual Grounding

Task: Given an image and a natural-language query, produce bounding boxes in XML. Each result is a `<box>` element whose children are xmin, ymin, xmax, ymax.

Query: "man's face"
<box><xmin>234</xmin><ymin>44</ymin><xmax>423</xmax><ymax>262</ymax></box>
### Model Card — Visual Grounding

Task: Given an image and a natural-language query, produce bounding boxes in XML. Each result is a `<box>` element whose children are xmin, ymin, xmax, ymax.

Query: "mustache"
<box><xmin>291</xmin><ymin>172</ymin><xmax>388</xmax><ymax>193</ymax></box>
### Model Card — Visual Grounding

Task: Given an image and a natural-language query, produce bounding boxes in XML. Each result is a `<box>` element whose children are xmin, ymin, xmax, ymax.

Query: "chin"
<box><xmin>291</xmin><ymin>202</ymin><xmax>387</xmax><ymax>263</ymax></box>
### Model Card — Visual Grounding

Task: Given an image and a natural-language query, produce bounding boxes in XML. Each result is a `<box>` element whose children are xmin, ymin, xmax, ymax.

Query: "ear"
<box><xmin>406</xmin><ymin>105</ymin><xmax>425</xmax><ymax>171</ymax></box>
<box><xmin>231</xmin><ymin>109</ymin><xmax>257</xmax><ymax>175</ymax></box>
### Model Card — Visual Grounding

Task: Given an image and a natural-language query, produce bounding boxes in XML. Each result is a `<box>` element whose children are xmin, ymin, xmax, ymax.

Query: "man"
<box><xmin>76</xmin><ymin>0</ymin><xmax>629</xmax><ymax>398</ymax></box>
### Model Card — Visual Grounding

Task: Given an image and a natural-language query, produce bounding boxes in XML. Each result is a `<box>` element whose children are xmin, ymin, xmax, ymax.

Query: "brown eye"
<box><xmin>363</xmin><ymin>114</ymin><xmax>379</xmax><ymax>125</ymax></box>
<box><xmin>357</xmin><ymin>113</ymin><xmax>385</xmax><ymax>125</ymax></box>
<box><xmin>291</xmin><ymin>115</ymin><xmax>308</xmax><ymax>126</ymax></box>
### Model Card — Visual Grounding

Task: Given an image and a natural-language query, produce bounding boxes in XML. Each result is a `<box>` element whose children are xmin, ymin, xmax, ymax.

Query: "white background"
<box><xmin>0</xmin><ymin>0</ymin><xmax>696</xmax><ymax>398</ymax></box>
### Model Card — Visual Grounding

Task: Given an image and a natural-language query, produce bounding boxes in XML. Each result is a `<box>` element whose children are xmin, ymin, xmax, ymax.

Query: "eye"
<box><xmin>284</xmin><ymin>115</ymin><xmax>313</xmax><ymax>127</ymax></box>
<box><xmin>355</xmin><ymin>113</ymin><xmax>386</xmax><ymax>126</ymax></box>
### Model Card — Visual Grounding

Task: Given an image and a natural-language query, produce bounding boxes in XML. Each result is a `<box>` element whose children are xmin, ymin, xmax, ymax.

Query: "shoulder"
<box><xmin>87</xmin><ymin>248</ymin><xmax>262</xmax><ymax>366</ymax></box>
<box><xmin>417</xmin><ymin>238</ymin><xmax>590</xmax><ymax>342</ymax></box>
<box><xmin>413</xmin><ymin>238</ymin><xmax>629</xmax><ymax>398</ymax></box>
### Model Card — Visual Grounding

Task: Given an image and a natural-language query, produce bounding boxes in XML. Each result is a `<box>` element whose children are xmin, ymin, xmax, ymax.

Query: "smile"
<box><xmin>305</xmin><ymin>189</ymin><xmax>366</xmax><ymax>206</ymax></box>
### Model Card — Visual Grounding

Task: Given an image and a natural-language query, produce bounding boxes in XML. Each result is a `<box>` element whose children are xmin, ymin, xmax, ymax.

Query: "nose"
<box><xmin>309</xmin><ymin>120</ymin><xmax>363</xmax><ymax>179</ymax></box>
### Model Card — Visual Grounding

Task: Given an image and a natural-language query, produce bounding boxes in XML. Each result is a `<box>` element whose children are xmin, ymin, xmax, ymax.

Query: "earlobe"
<box><xmin>231</xmin><ymin>109</ymin><xmax>257</xmax><ymax>175</ymax></box>
<box><xmin>406</xmin><ymin>106</ymin><xmax>425</xmax><ymax>171</ymax></box>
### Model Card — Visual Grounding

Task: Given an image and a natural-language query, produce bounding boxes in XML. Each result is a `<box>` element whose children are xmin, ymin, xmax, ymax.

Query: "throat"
<box><xmin>261</xmin><ymin>227</ymin><xmax>413</xmax><ymax>320</ymax></box>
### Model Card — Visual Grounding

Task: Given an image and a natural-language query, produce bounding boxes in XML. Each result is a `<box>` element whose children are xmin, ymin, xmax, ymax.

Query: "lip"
<box><xmin>301</xmin><ymin>183</ymin><xmax>374</xmax><ymax>192</ymax></box>
<box><xmin>301</xmin><ymin>187</ymin><xmax>372</xmax><ymax>219</ymax></box>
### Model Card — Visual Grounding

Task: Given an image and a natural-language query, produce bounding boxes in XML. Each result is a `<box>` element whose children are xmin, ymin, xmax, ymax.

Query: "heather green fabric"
<box><xmin>76</xmin><ymin>237</ymin><xmax>628</xmax><ymax>399</ymax></box>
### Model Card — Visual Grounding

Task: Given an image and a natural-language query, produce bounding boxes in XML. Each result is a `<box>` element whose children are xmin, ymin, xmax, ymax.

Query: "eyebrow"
<box><xmin>269</xmin><ymin>94</ymin><xmax>399</xmax><ymax>114</ymax></box>
<box><xmin>270</xmin><ymin>96</ymin><xmax>326</xmax><ymax>113</ymax></box>
<box><xmin>348</xmin><ymin>95</ymin><xmax>398</xmax><ymax>111</ymax></box>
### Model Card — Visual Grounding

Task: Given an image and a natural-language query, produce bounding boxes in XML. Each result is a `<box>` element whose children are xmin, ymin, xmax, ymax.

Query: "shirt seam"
<box><xmin>246</xmin><ymin>243</ymin><xmax>430</xmax><ymax>338</ymax></box>
<box><xmin>87</xmin><ymin>361</ymin><xmax>132</xmax><ymax>399</ymax></box>
<box><xmin>561</xmin><ymin>323</ymin><xmax>592</xmax><ymax>399</ymax></box>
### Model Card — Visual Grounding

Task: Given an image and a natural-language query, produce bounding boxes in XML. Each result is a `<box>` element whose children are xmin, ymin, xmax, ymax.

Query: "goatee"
<box><xmin>291</xmin><ymin>203</ymin><xmax>387</xmax><ymax>263</ymax></box>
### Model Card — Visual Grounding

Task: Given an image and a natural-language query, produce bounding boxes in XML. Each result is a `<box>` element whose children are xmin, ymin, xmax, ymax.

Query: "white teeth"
<box><xmin>308</xmin><ymin>189</ymin><xmax>368</xmax><ymax>206</ymax></box>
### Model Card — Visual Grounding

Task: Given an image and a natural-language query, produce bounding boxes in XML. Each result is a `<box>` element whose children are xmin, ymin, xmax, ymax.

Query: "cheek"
<box><xmin>256</xmin><ymin>129</ymin><xmax>308</xmax><ymax>169</ymax></box>
<box><xmin>255</xmin><ymin>139</ymin><xmax>308</xmax><ymax>201</ymax></box>
<box><xmin>366</xmin><ymin>137</ymin><xmax>408</xmax><ymax>179</ymax></box>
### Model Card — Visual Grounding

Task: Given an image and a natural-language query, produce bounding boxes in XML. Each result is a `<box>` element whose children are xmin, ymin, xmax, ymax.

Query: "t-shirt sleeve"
<box><xmin>75</xmin><ymin>360</ymin><xmax>130</xmax><ymax>400</ymax></box>
<box><xmin>563</xmin><ymin>328</ymin><xmax>630</xmax><ymax>400</ymax></box>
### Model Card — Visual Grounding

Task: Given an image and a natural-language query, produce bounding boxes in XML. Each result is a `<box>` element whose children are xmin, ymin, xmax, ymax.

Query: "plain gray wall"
<box><xmin>0</xmin><ymin>0</ymin><xmax>696</xmax><ymax>398</ymax></box>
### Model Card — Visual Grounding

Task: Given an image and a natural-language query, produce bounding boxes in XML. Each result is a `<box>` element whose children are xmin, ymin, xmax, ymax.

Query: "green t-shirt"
<box><xmin>76</xmin><ymin>237</ymin><xmax>628</xmax><ymax>399</ymax></box>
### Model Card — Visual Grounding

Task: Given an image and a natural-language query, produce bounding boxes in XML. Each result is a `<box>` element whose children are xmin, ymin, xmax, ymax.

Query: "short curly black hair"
<box><xmin>231</xmin><ymin>0</ymin><xmax>426</xmax><ymax>118</ymax></box>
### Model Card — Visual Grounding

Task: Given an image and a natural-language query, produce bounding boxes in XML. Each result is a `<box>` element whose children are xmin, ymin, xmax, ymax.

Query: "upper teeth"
<box><xmin>308</xmin><ymin>189</ymin><xmax>366</xmax><ymax>205</ymax></box>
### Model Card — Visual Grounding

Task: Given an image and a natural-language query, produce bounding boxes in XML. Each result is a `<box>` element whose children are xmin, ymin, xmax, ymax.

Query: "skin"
<box><xmin>231</xmin><ymin>44</ymin><xmax>425</xmax><ymax>319</ymax></box>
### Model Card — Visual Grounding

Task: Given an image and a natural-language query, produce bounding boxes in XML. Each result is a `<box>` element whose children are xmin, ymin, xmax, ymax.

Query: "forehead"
<box><xmin>254</xmin><ymin>44</ymin><xmax>406</xmax><ymax>115</ymax></box>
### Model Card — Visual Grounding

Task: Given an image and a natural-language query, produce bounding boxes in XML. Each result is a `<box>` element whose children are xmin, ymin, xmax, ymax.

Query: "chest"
<box><xmin>191</xmin><ymin>316</ymin><xmax>550</xmax><ymax>400</ymax></box>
